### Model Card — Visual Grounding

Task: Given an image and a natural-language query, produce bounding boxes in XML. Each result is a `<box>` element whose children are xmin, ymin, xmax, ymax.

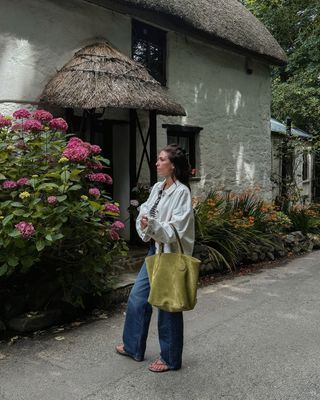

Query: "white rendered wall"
<box><xmin>159</xmin><ymin>32</ymin><xmax>273</xmax><ymax>200</ymax></box>
<box><xmin>0</xmin><ymin>0</ymin><xmax>131</xmax><ymax>114</ymax></box>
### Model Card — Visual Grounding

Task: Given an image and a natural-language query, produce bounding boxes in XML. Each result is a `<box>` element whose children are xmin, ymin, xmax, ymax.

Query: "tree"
<box><xmin>244</xmin><ymin>0</ymin><xmax>320</xmax><ymax>136</ymax></box>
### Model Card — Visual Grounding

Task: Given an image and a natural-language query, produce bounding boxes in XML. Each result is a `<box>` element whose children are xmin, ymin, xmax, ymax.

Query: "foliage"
<box><xmin>194</xmin><ymin>191</ymin><xmax>279</xmax><ymax>271</ymax></box>
<box><xmin>243</xmin><ymin>0</ymin><xmax>320</xmax><ymax>137</ymax></box>
<box><xmin>288</xmin><ymin>205</ymin><xmax>320</xmax><ymax>234</ymax></box>
<box><xmin>0</xmin><ymin>109</ymin><xmax>127</xmax><ymax>306</ymax></box>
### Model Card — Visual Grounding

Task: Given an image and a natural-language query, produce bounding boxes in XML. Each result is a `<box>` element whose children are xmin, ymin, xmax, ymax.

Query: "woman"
<box><xmin>116</xmin><ymin>143</ymin><xmax>195</xmax><ymax>372</ymax></box>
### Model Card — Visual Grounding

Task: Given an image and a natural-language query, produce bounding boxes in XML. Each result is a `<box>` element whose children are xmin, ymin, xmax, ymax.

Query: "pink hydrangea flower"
<box><xmin>90</xmin><ymin>144</ymin><xmax>102</xmax><ymax>155</ymax></box>
<box><xmin>47</xmin><ymin>195</ymin><xmax>57</xmax><ymax>204</ymax></box>
<box><xmin>2</xmin><ymin>180</ymin><xmax>17</xmax><ymax>189</ymax></box>
<box><xmin>63</xmin><ymin>145</ymin><xmax>90</xmax><ymax>162</ymax></box>
<box><xmin>86</xmin><ymin>160</ymin><xmax>103</xmax><ymax>170</ymax></box>
<box><xmin>104</xmin><ymin>203</ymin><xmax>120</xmax><ymax>213</ymax></box>
<box><xmin>0</xmin><ymin>117</ymin><xmax>12</xmax><ymax>128</ymax></box>
<box><xmin>16</xmin><ymin>177</ymin><xmax>29</xmax><ymax>186</ymax></box>
<box><xmin>22</xmin><ymin>119</ymin><xmax>43</xmax><ymax>132</ymax></box>
<box><xmin>111</xmin><ymin>220</ymin><xmax>125</xmax><ymax>231</ymax></box>
<box><xmin>68</xmin><ymin>137</ymin><xmax>83</xmax><ymax>145</ymax></box>
<box><xmin>33</xmin><ymin>109</ymin><xmax>53</xmax><ymax>122</ymax></box>
<box><xmin>49</xmin><ymin>118</ymin><xmax>68</xmax><ymax>132</ymax></box>
<box><xmin>130</xmin><ymin>200</ymin><xmax>139</xmax><ymax>207</ymax></box>
<box><xmin>89</xmin><ymin>188</ymin><xmax>101</xmax><ymax>198</ymax></box>
<box><xmin>87</xmin><ymin>173</ymin><xmax>113</xmax><ymax>184</ymax></box>
<box><xmin>15</xmin><ymin>221</ymin><xmax>35</xmax><ymax>238</ymax></box>
<box><xmin>109</xmin><ymin>229</ymin><xmax>120</xmax><ymax>241</ymax></box>
<box><xmin>13</xmin><ymin>109</ymin><xmax>31</xmax><ymax>119</ymax></box>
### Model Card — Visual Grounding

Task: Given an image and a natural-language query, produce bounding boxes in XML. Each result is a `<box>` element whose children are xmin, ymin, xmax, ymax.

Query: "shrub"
<box><xmin>0</xmin><ymin>109</ymin><xmax>127</xmax><ymax>306</ymax></box>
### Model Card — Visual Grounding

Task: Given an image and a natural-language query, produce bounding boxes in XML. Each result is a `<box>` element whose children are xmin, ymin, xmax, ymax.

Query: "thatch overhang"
<box><xmin>40</xmin><ymin>42</ymin><xmax>186</xmax><ymax>116</ymax></box>
<box><xmin>89</xmin><ymin>0</ymin><xmax>287</xmax><ymax>66</ymax></box>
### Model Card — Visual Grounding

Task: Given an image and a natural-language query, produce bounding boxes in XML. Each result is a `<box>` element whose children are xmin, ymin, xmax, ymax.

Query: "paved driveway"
<box><xmin>1</xmin><ymin>251</ymin><xmax>320</xmax><ymax>400</ymax></box>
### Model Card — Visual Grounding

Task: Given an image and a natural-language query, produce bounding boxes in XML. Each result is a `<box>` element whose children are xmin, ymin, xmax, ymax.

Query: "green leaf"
<box><xmin>0</xmin><ymin>264</ymin><xmax>8</xmax><ymax>276</ymax></box>
<box><xmin>13</xmin><ymin>209</ymin><xmax>25</xmax><ymax>216</ymax></box>
<box><xmin>37</xmin><ymin>183</ymin><xmax>59</xmax><ymax>191</ymax></box>
<box><xmin>2</xmin><ymin>214</ymin><xmax>14</xmax><ymax>226</ymax></box>
<box><xmin>69</xmin><ymin>184</ymin><xmax>82</xmax><ymax>191</ymax></box>
<box><xmin>57</xmin><ymin>195</ymin><xmax>67</xmax><ymax>202</ymax></box>
<box><xmin>45</xmin><ymin>234</ymin><xmax>53</xmax><ymax>241</ymax></box>
<box><xmin>11</xmin><ymin>202</ymin><xmax>24</xmax><ymax>208</ymax></box>
<box><xmin>7</xmin><ymin>256</ymin><xmax>19</xmax><ymax>267</ymax></box>
<box><xmin>0</xmin><ymin>173</ymin><xmax>6</xmax><ymax>180</ymax></box>
<box><xmin>61</xmin><ymin>170</ymin><xmax>70</xmax><ymax>183</ymax></box>
<box><xmin>36</xmin><ymin>240</ymin><xmax>45</xmax><ymax>251</ymax></box>
<box><xmin>88</xmin><ymin>201</ymin><xmax>102</xmax><ymax>210</ymax></box>
<box><xmin>8</xmin><ymin>230</ymin><xmax>21</xmax><ymax>237</ymax></box>
<box><xmin>53</xmin><ymin>233</ymin><xmax>64</xmax><ymax>240</ymax></box>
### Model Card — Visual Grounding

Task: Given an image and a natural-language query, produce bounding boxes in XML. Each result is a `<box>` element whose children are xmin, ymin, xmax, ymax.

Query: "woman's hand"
<box><xmin>140</xmin><ymin>215</ymin><xmax>149</xmax><ymax>230</ymax></box>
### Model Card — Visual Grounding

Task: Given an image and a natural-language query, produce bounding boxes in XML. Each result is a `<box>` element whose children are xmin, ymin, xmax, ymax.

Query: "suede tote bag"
<box><xmin>146</xmin><ymin>224</ymin><xmax>201</xmax><ymax>312</ymax></box>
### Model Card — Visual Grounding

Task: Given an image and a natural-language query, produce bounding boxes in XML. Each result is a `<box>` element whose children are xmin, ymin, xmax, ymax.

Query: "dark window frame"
<box><xmin>163</xmin><ymin>124</ymin><xmax>203</xmax><ymax>173</ymax></box>
<box><xmin>132</xmin><ymin>19</ymin><xmax>167</xmax><ymax>86</ymax></box>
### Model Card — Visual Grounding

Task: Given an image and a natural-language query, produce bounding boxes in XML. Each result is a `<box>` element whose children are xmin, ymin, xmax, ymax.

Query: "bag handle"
<box><xmin>159</xmin><ymin>223</ymin><xmax>185</xmax><ymax>254</ymax></box>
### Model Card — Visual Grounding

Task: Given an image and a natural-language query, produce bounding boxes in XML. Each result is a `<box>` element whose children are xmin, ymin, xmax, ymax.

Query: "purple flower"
<box><xmin>86</xmin><ymin>160</ymin><xmax>103</xmax><ymax>170</ymax></box>
<box><xmin>111</xmin><ymin>220</ymin><xmax>125</xmax><ymax>231</ymax></box>
<box><xmin>2</xmin><ymin>180</ymin><xmax>17</xmax><ymax>189</ymax></box>
<box><xmin>33</xmin><ymin>109</ymin><xmax>53</xmax><ymax>122</ymax></box>
<box><xmin>89</xmin><ymin>188</ymin><xmax>101</xmax><ymax>198</ymax></box>
<box><xmin>22</xmin><ymin>119</ymin><xmax>43</xmax><ymax>132</ymax></box>
<box><xmin>109</xmin><ymin>229</ymin><xmax>120</xmax><ymax>241</ymax></box>
<box><xmin>0</xmin><ymin>117</ymin><xmax>12</xmax><ymax>128</ymax></box>
<box><xmin>87</xmin><ymin>173</ymin><xmax>113</xmax><ymax>184</ymax></box>
<box><xmin>47</xmin><ymin>196</ymin><xmax>57</xmax><ymax>204</ymax></box>
<box><xmin>90</xmin><ymin>144</ymin><xmax>102</xmax><ymax>155</ymax></box>
<box><xmin>49</xmin><ymin>118</ymin><xmax>68</xmax><ymax>132</ymax></box>
<box><xmin>63</xmin><ymin>145</ymin><xmax>90</xmax><ymax>162</ymax></box>
<box><xmin>16</xmin><ymin>177</ymin><xmax>29</xmax><ymax>186</ymax></box>
<box><xmin>13</xmin><ymin>109</ymin><xmax>31</xmax><ymax>119</ymax></box>
<box><xmin>15</xmin><ymin>221</ymin><xmax>35</xmax><ymax>238</ymax></box>
<box><xmin>104</xmin><ymin>203</ymin><xmax>120</xmax><ymax>214</ymax></box>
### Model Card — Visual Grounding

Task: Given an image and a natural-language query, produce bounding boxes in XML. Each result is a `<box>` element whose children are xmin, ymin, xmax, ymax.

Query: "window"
<box><xmin>132</xmin><ymin>19</ymin><xmax>167</xmax><ymax>85</ymax></box>
<box><xmin>302</xmin><ymin>151</ymin><xmax>309</xmax><ymax>181</ymax></box>
<box><xmin>163</xmin><ymin>124</ymin><xmax>203</xmax><ymax>175</ymax></box>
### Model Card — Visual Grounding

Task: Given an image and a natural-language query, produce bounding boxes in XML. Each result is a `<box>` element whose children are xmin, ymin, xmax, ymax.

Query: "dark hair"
<box><xmin>162</xmin><ymin>143</ymin><xmax>191</xmax><ymax>190</ymax></box>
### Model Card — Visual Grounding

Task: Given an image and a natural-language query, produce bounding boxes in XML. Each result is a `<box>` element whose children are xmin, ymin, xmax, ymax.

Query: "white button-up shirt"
<box><xmin>136</xmin><ymin>180</ymin><xmax>195</xmax><ymax>255</ymax></box>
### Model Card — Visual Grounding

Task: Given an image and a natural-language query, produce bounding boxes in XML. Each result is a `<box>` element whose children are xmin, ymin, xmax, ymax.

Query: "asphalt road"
<box><xmin>1</xmin><ymin>251</ymin><xmax>320</xmax><ymax>400</ymax></box>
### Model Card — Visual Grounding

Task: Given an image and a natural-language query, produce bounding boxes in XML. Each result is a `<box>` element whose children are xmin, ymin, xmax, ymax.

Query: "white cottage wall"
<box><xmin>1</xmin><ymin>0</ymin><xmax>273</xmax><ymax>202</ymax></box>
<box><xmin>0</xmin><ymin>0</ymin><xmax>131</xmax><ymax>114</ymax></box>
<box><xmin>159</xmin><ymin>33</ymin><xmax>273</xmax><ymax>200</ymax></box>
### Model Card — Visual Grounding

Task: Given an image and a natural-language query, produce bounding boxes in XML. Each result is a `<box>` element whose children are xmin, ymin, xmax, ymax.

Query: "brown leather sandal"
<box><xmin>148</xmin><ymin>358</ymin><xmax>171</xmax><ymax>373</ymax></box>
<box><xmin>115</xmin><ymin>344</ymin><xmax>143</xmax><ymax>362</ymax></box>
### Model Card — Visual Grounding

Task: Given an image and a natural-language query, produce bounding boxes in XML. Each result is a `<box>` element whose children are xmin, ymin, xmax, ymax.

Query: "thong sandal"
<box><xmin>115</xmin><ymin>344</ymin><xmax>143</xmax><ymax>362</ymax></box>
<box><xmin>148</xmin><ymin>358</ymin><xmax>171</xmax><ymax>373</ymax></box>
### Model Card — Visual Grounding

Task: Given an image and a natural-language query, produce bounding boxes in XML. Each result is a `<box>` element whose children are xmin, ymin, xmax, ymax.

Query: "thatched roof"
<box><xmin>40</xmin><ymin>42</ymin><xmax>186</xmax><ymax>116</ymax></box>
<box><xmin>93</xmin><ymin>0</ymin><xmax>287</xmax><ymax>65</ymax></box>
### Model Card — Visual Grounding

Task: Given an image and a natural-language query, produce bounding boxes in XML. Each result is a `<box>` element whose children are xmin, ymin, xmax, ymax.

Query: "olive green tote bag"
<box><xmin>145</xmin><ymin>224</ymin><xmax>201</xmax><ymax>312</ymax></box>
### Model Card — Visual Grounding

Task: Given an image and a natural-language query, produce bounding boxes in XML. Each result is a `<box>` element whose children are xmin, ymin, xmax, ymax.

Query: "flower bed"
<box><xmin>193</xmin><ymin>190</ymin><xmax>320</xmax><ymax>274</ymax></box>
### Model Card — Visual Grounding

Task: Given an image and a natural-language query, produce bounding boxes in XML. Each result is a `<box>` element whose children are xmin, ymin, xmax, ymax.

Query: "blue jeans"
<box><xmin>122</xmin><ymin>243</ymin><xmax>183</xmax><ymax>370</ymax></box>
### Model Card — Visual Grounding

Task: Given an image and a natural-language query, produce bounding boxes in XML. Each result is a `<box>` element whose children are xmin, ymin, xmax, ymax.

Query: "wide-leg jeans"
<box><xmin>122</xmin><ymin>244</ymin><xmax>183</xmax><ymax>370</ymax></box>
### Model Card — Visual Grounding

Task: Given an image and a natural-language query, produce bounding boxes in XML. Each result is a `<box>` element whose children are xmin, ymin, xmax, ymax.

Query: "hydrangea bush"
<box><xmin>0</xmin><ymin>109</ymin><xmax>127</xmax><ymax>305</ymax></box>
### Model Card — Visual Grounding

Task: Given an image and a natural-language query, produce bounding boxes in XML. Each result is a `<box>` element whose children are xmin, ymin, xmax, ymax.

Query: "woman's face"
<box><xmin>156</xmin><ymin>150</ymin><xmax>174</xmax><ymax>178</ymax></box>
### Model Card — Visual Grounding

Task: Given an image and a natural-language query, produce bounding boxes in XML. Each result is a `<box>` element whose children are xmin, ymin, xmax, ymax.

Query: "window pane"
<box><xmin>132</xmin><ymin>20</ymin><xmax>166</xmax><ymax>85</ymax></box>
